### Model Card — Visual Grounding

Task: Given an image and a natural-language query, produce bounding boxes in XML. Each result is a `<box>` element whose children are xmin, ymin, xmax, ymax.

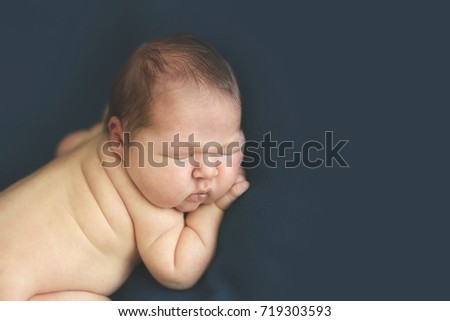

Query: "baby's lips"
<box><xmin>187</xmin><ymin>193</ymin><xmax>209</xmax><ymax>202</ymax></box>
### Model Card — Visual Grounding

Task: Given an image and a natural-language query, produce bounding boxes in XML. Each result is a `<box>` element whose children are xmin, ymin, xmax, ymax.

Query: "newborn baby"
<box><xmin>0</xmin><ymin>35</ymin><xmax>249</xmax><ymax>300</ymax></box>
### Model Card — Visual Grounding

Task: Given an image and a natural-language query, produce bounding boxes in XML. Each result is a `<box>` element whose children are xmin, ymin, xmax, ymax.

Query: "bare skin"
<box><xmin>0</xmin><ymin>132</ymin><xmax>138</xmax><ymax>300</ymax></box>
<box><xmin>0</xmin><ymin>87</ymin><xmax>249</xmax><ymax>300</ymax></box>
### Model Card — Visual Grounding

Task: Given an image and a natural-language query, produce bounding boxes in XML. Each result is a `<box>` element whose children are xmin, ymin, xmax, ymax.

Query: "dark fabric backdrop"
<box><xmin>1</xmin><ymin>1</ymin><xmax>448</xmax><ymax>300</ymax></box>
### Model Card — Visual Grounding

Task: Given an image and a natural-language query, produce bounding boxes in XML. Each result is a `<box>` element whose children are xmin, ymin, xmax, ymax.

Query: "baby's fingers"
<box><xmin>235</xmin><ymin>168</ymin><xmax>247</xmax><ymax>184</ymax></box>
<box><xmin>215</xmin><ymin>180</ymin><xmax>250</xmax><ymax>211</ymax></box>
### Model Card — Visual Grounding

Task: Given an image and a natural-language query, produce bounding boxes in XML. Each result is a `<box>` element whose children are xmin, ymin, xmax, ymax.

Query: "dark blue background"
<box><xmin>1</xmin><ymin>1</ymin><xmax>449</xmax><ymax>300</ymax></box>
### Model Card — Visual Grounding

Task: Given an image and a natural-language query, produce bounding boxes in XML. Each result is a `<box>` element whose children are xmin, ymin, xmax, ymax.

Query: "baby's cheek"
<box><xmin>218</xmin><ymin>164</ymin><xmax>239</xmax><ymax>188</ymax></box>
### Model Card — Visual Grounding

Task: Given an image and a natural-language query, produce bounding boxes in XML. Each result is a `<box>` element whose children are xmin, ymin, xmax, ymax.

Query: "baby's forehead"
<box><xmin>147</xmin><ymin>127</ymin><xmax>243</xmax><ymax>148</ymax></box>
<box><xmin>151</xmin><ymin>79</ymin><xmax>239</xmax><ymax>108</ymax></box>
<box><xmin>137</xmin><ymin>80</ymin><xmax>242</xmax><ymax>145</ymax></box>
<box><xmin>149</xmin><ymin>84</ymin><xmax>240</xmax><ymax>121</ymax></box>
<box><xmin>140</xmin><ymin>115</ymin><xmax>243</xmax><ymax>150</ymax></box>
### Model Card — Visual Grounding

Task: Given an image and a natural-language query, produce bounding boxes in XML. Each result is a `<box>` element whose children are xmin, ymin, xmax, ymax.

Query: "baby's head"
<box><xmin>105</xmin><ymin>34</ymin><xmax>241</xmax><ymax>135</ymax></box>
<box><xmin>106</xmin><ymin>35</ymin><xmax>244</xmax><ymax>212</ymax></box>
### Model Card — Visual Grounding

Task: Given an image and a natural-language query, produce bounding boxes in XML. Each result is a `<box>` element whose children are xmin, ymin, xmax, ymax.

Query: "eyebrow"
<box><xmin>168</xmin><ymin>133</ymin><xmax>243</xmax><ymax>148</ymax></box>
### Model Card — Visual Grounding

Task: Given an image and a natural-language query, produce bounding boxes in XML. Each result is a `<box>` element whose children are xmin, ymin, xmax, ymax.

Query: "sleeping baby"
<box><xmin>0</xmin><ymin>34</ymin><xmax>249</xmax><ymax>300</ymax></box>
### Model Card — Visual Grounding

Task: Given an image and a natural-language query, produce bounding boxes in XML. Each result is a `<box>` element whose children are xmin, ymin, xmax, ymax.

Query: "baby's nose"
<box><xmin>192</xmin><ymin>156</ymin><xmax>219</xmax><ymax>179</ymax></box>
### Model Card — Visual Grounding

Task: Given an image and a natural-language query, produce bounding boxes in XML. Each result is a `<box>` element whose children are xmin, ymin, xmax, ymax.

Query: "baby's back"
<box><xmin>0</xmin><ymin>135</ymin><xmax>139</xmax><ymax>300</ymax></box>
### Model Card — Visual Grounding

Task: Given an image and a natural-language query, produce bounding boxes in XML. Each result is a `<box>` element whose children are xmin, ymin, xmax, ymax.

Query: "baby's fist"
<box><xmin>214</xmin><ymin>169</ymin><xmax>250</xmax><ymax>211</ymax></box>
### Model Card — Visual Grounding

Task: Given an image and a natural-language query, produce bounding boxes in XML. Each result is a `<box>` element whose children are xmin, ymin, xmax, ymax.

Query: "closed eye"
<box><xmin>163</xmin><ymin>154</ymin><xmax>192</xmax><ymax>160</ymax></box>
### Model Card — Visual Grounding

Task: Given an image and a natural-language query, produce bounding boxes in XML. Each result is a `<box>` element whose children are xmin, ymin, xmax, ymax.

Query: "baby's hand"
<box><xmin>214</xmin><ymin>168</ymin><xmax>250</xmax><ymax>211</ymax></box>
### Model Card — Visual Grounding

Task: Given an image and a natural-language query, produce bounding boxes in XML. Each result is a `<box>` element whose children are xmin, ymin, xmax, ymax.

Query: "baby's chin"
<box><xmin>175</xmin><ymin>202</ymin><xmax>202</xmax><ymax>213</ymax></box>
<box><xmin>174</xmin><ymin>197</ymin><xmax>218</xmax><ymax>213</ymax></box>
<box><xmin>173</xmin><ymin>190</ymin><xmax>228</xmax><ymax>213</ymax></box>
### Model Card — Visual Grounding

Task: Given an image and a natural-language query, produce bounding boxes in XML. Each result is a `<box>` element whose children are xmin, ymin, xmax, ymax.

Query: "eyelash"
<box><xmin>165</xmin><ymin>152</ymin><xmax>230</xmax><ymax>160</ymax></box>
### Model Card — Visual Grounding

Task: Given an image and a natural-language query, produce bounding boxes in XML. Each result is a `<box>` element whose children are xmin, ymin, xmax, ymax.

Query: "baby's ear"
<box><xmin>107</xmin><ymin>116</ymin><xmax>125</xmax><ymax>160</ymax></box>
<box><xmin>108</xmin><ymin>116</ymin><xmax>124</xmax><ymax>144</ymax></box>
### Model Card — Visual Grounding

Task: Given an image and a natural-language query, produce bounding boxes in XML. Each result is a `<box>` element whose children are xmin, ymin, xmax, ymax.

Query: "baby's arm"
<box><xmin>56</xmin><ymin>123</ymin><xmax>103</xmax><ymax>156</ymax></box>
<box><xmin>136</xmin><ymin>171</ymin><xmax>249</xmax><ymax>289</ymax></box>
<box><xmin>56</xmin><ymin>107</ymin><xmax>108</xmax><ymax>156</ymax></box>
